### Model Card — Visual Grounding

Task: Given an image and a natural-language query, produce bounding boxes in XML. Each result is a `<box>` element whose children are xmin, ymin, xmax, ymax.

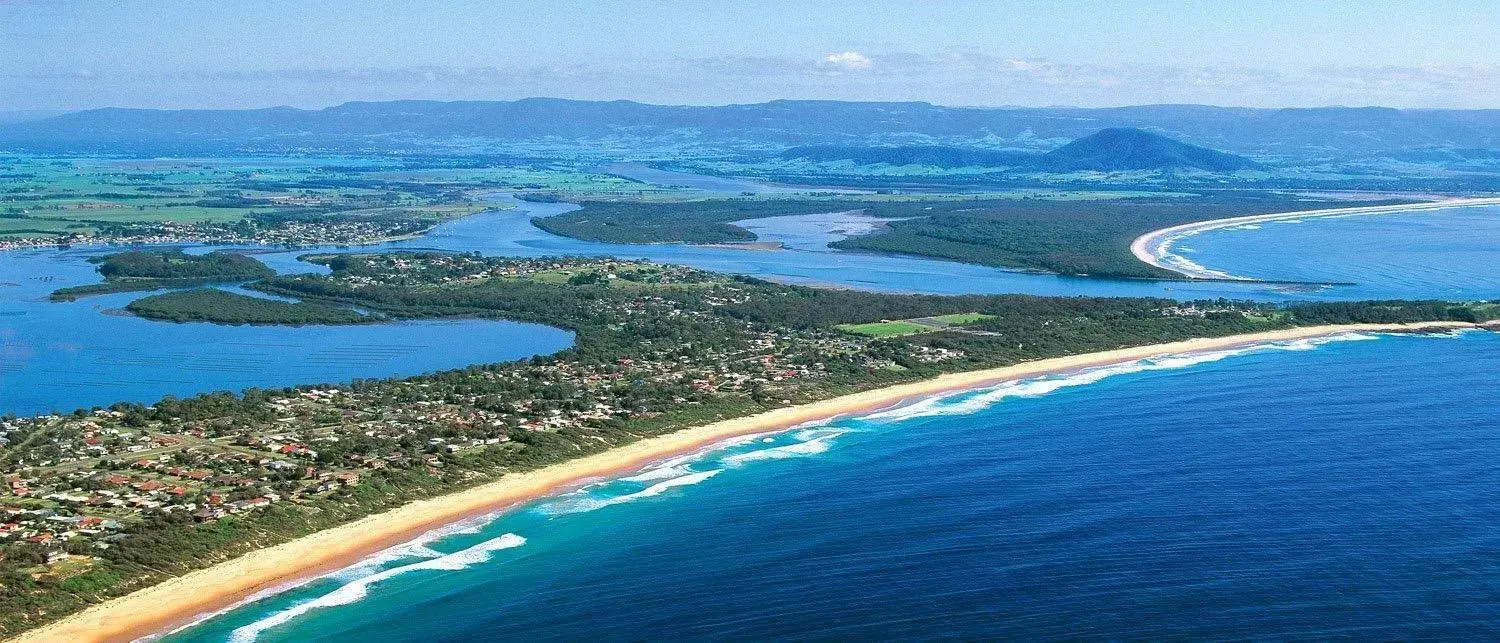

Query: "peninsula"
<box><xmin>2</xmin><ymin>252</ymin><xmax>1494</xmax><ymax>639</ymax></box>
<box><xmin>18</xmin><ymin>321</ymin><xmax>1492</xmax><ymax>643</ymax></box>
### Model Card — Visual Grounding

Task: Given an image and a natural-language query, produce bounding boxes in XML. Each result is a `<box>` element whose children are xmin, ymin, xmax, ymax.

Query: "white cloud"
<box><xmin>822</xmin><ymin>51</ymin><xmax>873</xmax><ymax>70</ymax></box>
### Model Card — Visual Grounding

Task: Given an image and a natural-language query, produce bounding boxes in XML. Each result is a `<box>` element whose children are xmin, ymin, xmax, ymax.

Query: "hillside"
<box><xmin>1038</xmin><ymin>128</ymin><xmax>1261</xmax><ymax>172</ymax></box>
<box><xmin>779</xmin><ymin>129</ymin><xmax>1258</xmax><ymax>173</ymax></box>
<box><xmin>780</xmin><ymin>145</ymin><xmax>1037</xmax><ymax>168</ymax></box>
<box><xmin>5</xmin><ymin>99</ymin><xmax>1500</xmax><ymax>159</ymax></box>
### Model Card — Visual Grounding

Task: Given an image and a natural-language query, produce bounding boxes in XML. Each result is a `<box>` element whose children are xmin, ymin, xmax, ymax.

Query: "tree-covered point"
<box><xmin>125</xmin><ymin>289</ymin><xmax>372</xmax><ymax>325</ymax></box>
<box><xmin>530</xmin><ymin>194</ymin><xmax>1414</xmax><ymax>279</ymax></box>
<box><xmin>96</xmin><ymin>249</ymin><xmax>274</xmax><ymax>280</ymax></box>
<box><xmin>50</xmin><ymin>250</ymin><xmax>276</xmax><ymax>300</ymax></box>
<box><xmin>532</xmin><ymin>200</ymin><xmax>852</xmax><ymax>244</ymax></box>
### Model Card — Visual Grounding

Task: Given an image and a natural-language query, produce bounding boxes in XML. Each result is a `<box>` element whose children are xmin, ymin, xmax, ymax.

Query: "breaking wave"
<box><xmin>539</xmin><ymin>470</ymin><xmax>724</xmax><ymax>515</ymax></box>
<box><xmin>328</xmin><ymin>514</ymin><xmax>496</xmax><ymax>580</ymax></box>
<box><xmin>861</xmin><ymin>334</ymin><xmax>1378</xmax><ymax>424</ymax></box>
<box><xmin>722</xmin><ymin>429</ymin><xmax>847</xmax><ymax>465</ymax></box>
<box><xmin>228</xmin><ymin>533</ymin><xmax>526</xmax><ymax>643</ymax></box>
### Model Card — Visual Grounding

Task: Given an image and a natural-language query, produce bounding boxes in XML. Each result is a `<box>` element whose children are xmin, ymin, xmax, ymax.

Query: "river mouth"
<box><xmin>1135</xmin><ymin>199</ymin><xmax>1500</xmax><ymax>299</ymax></box>
<box><xmin>7</xmin><ymin>194</ymin><xmax>1500</xmax><ymax>415</ymax></box>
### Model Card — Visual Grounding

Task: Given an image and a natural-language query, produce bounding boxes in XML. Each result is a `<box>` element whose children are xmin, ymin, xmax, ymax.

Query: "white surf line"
<box><xmin>1130</xmin><ymin>197</ymin><xmax>1500</xmax><ymax>280</ymax></box>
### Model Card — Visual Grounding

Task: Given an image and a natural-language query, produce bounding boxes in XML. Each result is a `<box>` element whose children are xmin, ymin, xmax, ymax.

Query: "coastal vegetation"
<box><xmin>49</xmin><ymin>250</ymin><xmax>275</xmax><ymax>300</ymax></box>
<box><xmin>1</xmin><ymin>252</ymin><xmax>1494</xmax><ymax>635</ymax></box>
<box><xmin>94</xmin><ymin>249</ymin><xmax>273</xmax><ymax>281</ymax></box>
<box><xmin>125</xmin><ymin>289</ymin><xmax>372</xmax><ymax>325</ymax></box>
<box><xmin>535</xmin><ymin>193</ymin><xmax>1408</xmax><ymax>278</ymax></box>
<box><xmin>532</xmin><ymin>200</ymin><xmax>847</xmax><ymax>244</ymax></box>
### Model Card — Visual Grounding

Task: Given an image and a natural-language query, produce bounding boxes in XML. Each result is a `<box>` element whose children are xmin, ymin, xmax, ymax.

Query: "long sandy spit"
<box><xmin>1131</xmin><ymin>197</ymin><xmax>1500</xmax><ymax>280</ymax></box>
<box><xmin>16</xmin><ymin>321</ymin><xmax>1488</xmax><ymax>643</ymax></box>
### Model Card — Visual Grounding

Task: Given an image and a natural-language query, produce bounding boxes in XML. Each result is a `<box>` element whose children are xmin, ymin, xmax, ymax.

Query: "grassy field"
<box><xmin>0</xmin><ymin>155</ymin><xmax>542</xmax><ymax>240</ymax></box>
<box><xmin>835</xmin><ymin>320</ymin><xmax>934</xmax><ymax>337</ymax></box>
<box><xmin>928</xmin><ymin>312</ymin><xmax>997</xmax><ymax>324</ymax></box>
<box><xmin>836</xmin><ymin>312</ymin><xmax>997</xmax><ymax>337</ymax></box>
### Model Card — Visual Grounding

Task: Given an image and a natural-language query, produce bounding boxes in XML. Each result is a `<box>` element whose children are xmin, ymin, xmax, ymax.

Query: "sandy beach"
<box><xmin>1131</xmin><ymin>197</ymin><xmax>1500</xmax><ymax>279</ymax></box>
<box><xmin>15</xmin><ymin>321</ymin><xmax>1486</xmax><ymax>643</ymax></box>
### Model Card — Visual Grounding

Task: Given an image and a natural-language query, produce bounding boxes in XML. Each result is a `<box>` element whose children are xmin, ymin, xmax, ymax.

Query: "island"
<box><xmin>3</xmin><ymin>251</ymin><xmax>1495</xmax><ymax>639</ymax></box>
<box><xmin>125</xmin><ymin>288</ymin><xmax>373</xmax><ymax>325</ymax></box>
<box><xmin>49</xmin><ymin>249</ymin><xmax>276</xmax><ymax>301</ymax></box>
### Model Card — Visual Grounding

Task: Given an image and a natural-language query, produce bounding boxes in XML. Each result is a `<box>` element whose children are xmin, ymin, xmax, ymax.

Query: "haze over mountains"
<box><xmin>784</xmin><ymin>128</ymin><xmax>1261</xmax><ymax>173</ymax></box>
<box><xmin>4</xmin><ymin>99</ymin><xmax>1500</xmax><ymax>161</ymax></box>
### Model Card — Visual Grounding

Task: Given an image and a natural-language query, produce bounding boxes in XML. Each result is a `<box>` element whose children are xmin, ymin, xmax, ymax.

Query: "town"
<box><xmin>0</xmin><ymin>251</ymin><xmax>1482</xmax><ymax>635</ymax></box>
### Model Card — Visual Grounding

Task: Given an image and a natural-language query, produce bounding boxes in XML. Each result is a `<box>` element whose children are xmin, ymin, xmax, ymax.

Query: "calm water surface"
<box><xmin>1173</xmin><ymin>204</ymin><xmax>1500</xmax><ymax>299</ymax></box>
<box><xmin>0</xmin><ymin>246</ymin><xmax>572</xmax><ymax>415</ymax></box>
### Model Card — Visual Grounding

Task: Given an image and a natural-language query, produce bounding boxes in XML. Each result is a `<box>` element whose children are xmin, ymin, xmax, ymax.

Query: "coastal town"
<box><xmin>0</xmin><ymin>206</ymin><xmax>478</xmax><ymax>252</ymax></box>
<box><xmin>0</xmin><ymin>254</ymin><xmax>968</xmax><ymax>617</ymax></box>
<box><xmin>0</xmin><ymin>250</ymin><xmax>1487</xmax><ymax>637</ymax></box>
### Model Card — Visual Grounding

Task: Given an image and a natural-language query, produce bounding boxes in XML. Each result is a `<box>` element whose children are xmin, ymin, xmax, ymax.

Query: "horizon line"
<box><xmin>13</xmin><ymin>98</ymin><xmax>1500</xmax><ymax>117</ymax></box>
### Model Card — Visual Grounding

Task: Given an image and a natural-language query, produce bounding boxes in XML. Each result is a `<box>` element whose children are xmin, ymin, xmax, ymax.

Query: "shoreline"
<box><xmin>16</xmin><ymin>321</ymin><xmax>1487</xmax><ymax>643</ymax></box>
<box><xmin>1130</xmin><ymin>196</ymin><xmax>1500</xmax><ymax>280</ymax></box>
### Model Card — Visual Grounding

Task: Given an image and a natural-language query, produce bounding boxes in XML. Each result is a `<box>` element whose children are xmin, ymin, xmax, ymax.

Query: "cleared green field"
<box><xmin>835</xmin><ymin>320</ymin><xmax>934</xmax><ymax>337</ymax></box>
<box><xmin>928</xmin><ymin>312</ymin><xmax>997</xmax><ymax>324</ymax></box>
<box><xmin>31</xmin><ymin>206</ymin><xmax>254</xmax><ymax>224</ymax></box>
<box><xmin>838</xmin><ymin>312</ymin><xmax>997</xmax><ymax>337</ymax></box>
<box><xmin>0</xmin><ymin>218</ymin><xmax>87</xmax><ymax>235</ymax></box>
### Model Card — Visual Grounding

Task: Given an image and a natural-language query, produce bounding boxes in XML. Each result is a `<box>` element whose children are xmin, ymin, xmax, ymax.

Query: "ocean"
<box><xmin>167</xmin><ymin>330</ymin><xmax>1500</xmax><ymax>640</ymax></box>
<box><xmin>1169</xmin><ymin>203</ymin><xmax>1500</xmax><ymax>299</ymax></box>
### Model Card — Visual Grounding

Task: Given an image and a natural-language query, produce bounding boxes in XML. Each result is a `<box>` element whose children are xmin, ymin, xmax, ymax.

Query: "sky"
<box><xmin>3</xmin><ymin>0</ymin><xmax>1500</xmax><ymax>112</ymax></box>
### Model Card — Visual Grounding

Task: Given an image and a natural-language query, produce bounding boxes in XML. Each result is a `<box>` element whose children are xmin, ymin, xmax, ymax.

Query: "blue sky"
<box><xmin>4</xmin><ymin>0</ymin><xmax>1499</xmax><ymax>110</ymax></box>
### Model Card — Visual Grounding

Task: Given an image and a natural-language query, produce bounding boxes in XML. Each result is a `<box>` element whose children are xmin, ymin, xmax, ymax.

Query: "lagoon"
<box><xmin>8</xmin><ymin>195</ymin><xmax>1500</xmax><ymax>415</ymax></box>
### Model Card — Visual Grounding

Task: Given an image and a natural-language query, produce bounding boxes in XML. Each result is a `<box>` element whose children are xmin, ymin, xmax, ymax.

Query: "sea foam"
<box><xmin>539</xmin><ymin>469</ymin><xmax>724</xmax><ymax>515</ymax></box>
<box><xmin>228</xmin><ymin>533</ymin><xmax>526</xmax><ymax>643</ymax></box>
<box><xmin>722</xmin><ymin>430</ymin><xmax>847</xmax><ymax>465</ymax></box>
<box><xmin>861</xmin><ymin>334</ymin><xmax>1376</xmax><ymax>424</ymax></box>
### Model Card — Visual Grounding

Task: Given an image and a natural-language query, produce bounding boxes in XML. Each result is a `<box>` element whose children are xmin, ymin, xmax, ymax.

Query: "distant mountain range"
<box><xmin>1039</xmin><ymin>128</ymin><xmax>1260</xmax><ymax>172</ymax></box>
<box><xmin>2</xmin><ymin>98</ymin><xmax>1499</xmax><ymax>159</ymax></box>
<box><xmin>783</xmin><ymin>128</ymin><xmax>1261</xmax><ymax>173</ymax></box>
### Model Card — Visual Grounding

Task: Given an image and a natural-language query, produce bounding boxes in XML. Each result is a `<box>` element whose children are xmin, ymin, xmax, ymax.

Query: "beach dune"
<box><xmin>15</xmin><ymin>322</ymin><xmax>1486</xmax><ymax>643</ymax></box>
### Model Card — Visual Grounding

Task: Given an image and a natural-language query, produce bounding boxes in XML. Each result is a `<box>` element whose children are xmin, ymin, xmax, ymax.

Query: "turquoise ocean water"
<box><xmin>168</xmin><ymin>331</ymin><xmax>1500</xmax><ymax>640</ymax></box>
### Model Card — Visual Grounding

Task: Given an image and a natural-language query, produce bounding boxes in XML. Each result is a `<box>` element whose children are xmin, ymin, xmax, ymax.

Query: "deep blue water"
<box><xmin>167</xmin><ymin>331</ymin><xmax>1500</xmax><ymax>641</ymax></box>
<box><xmin>1172</xmin><ymin>204</ymin><xmax>1500</xmax><ymax>300</ymax></box>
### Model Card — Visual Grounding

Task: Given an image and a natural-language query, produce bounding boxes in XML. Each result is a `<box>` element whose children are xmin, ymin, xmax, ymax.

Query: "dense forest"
<box><xmin>533</xmin><ymin>200</ymin><xmax>849</xmax><ymax>244</ymax></box>
<box><xmin>125</xmin><ymin>288</ymin><xmax>373</xmax><ymax>325</ymax></box>
<box><xmin>95</xmin><ymin>249</ymin><xmax>274</xmax><ymax>280</ymax></box>
<box><xmin>50</xmin><ymin>250</ymin><xmax>276</xmax><ymax>300</ymax></box>
<box><xmin>534</xmin><ymin>194</ymin><xmax>1410</xmax><ymax>278</ymax></box>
